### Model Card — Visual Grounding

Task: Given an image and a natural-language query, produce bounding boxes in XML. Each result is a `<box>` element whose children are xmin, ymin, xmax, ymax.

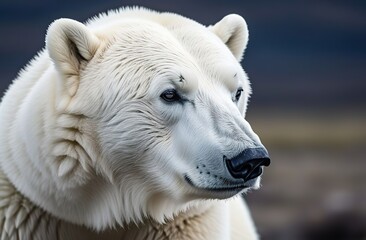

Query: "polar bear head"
<box><xmin>42</xmin><ymin>8</ymin><xmax>270</xmax><ymax>229</ymax></box>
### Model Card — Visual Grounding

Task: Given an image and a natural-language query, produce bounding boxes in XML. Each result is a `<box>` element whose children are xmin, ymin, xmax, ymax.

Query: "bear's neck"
<box><xmin>0</xmin><ymin>168</ymin><xmax>229</xmax><ymax>239</ymax></box>
<box><xmin>0</xmin><ymin>56</ymin><xmax>110</xmax><ymax>229</ymax></box>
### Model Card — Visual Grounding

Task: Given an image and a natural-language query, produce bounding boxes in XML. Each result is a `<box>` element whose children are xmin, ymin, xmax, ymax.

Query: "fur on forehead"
<box><xmin>80</xmin><ymin>7</ymin><xmax>248</xmax><ymax>100</ymax></box>
<box><xmin>81</xmin><ymin>21</ymin><xmax>202</xmax><ymax>108</ymax></box>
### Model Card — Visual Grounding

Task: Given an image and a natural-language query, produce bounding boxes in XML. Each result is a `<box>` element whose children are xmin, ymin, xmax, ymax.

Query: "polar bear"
<box><xmin>0</xmin><ymin>7</ymin><xmax>270</xmax><ymax>240</ymax></box>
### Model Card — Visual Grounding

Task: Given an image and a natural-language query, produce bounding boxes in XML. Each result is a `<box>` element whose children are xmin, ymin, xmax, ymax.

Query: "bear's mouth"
<box><xmin>184</xmin><ymin>174</ymin><xmax>249</xmax><ymax>192</ymax></box>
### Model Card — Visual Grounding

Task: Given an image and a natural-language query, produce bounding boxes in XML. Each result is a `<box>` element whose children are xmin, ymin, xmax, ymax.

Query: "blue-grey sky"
<box><xmin>1</xmin><ymin>0</ymin><xmax>365</xmax><ymax>110</ymax></box>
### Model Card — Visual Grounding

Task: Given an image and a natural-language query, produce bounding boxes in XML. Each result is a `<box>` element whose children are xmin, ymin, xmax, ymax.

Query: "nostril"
<box><xmin>225</xmin><ymin>147</ymin><xmax>270</xmax><ymax>181</ymax></box>
<box><xmin>245</xmin><ymin>159</ymin><xmax>269</xmax><ymax>181</ymax></box>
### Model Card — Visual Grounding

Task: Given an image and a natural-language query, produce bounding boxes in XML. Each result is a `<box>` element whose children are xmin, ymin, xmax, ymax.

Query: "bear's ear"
<box><xmin>209</xmin><ymin>14</ymin><xmax>249</xmax><ymax>61</ymax></box>
<box><xmin>46</xmin><ymin>18</ymin><xmax>100</xmax><ymax>96</ymax></box>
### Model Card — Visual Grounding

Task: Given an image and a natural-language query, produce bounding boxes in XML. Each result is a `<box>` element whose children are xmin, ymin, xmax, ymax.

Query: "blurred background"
<box><xmin>0</xmin><ymin>0</ymin><xmax>365</xmax><ymax>239</ymax></box>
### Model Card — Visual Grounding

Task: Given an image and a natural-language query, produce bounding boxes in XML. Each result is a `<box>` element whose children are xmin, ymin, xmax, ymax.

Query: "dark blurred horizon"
<box><xmin>1</xmin><ymin>1</ymin><xmax>365</xmax><ymax>239</ymax></box>
<box><xmin>1</xmin><ymin>0</ymin><xmax>365</xmax><ymax>111</ymax></box>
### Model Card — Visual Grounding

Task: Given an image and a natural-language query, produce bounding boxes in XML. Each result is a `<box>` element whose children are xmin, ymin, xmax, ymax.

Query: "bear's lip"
<box><xmin>184</xmin><ymin>174</ymin><xmax>249</xmax><ymax>192</ymax></box>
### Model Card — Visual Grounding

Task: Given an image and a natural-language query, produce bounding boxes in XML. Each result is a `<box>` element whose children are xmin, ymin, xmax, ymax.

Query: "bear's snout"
<box><xmin>224</xmin><ymin>147</ymin><xmax>270</xmax><ymax>182</ymax></box>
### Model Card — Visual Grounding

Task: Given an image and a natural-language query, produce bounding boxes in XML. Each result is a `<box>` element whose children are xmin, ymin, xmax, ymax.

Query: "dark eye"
<box><xmin>160</xmin><ymin>89</ymin><xmax>181</xmax><ymax>102</ymax></box>
<box><xmin>235</xmin><ymin>88</ymin><xmax>243</xmax><ymax>102</ymax></box>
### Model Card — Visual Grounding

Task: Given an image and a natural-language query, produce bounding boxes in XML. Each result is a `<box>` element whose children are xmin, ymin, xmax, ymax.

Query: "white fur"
<box><xmin>0</xmin><ymin>7</ymin><xmax>264</xmax><ymax>239</ymax></box>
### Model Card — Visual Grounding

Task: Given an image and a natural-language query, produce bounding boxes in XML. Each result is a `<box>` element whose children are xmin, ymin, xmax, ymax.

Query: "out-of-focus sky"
<box><xmin>1</xmin><ymin>0</ymin><xmax>365</xmax><ymax>111</ymax></box>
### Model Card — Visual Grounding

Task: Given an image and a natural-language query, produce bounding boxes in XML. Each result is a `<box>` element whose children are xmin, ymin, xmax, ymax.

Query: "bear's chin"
<box><xmin>146</xmin><ymin>198</ymin><xmax>215</xmax><ymax>224</ymax></box>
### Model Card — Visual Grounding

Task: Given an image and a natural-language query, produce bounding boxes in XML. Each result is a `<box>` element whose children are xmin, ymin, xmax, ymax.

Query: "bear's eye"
<box><xmin>235</xmin><ymin>87</ymin><xmax>243</xmax><ymax>102</ymax></box>
<box><xmin>160</xmin><ymin>89</ymin><xmax>181</xmax><ymax>102</ymax></box>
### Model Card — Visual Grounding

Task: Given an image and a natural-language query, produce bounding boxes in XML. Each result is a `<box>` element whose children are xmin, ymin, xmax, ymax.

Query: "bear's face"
<box><xmin>46</xmin><ymin>10</ymin><xmax>269</xmax><ymax>227</ymax></box>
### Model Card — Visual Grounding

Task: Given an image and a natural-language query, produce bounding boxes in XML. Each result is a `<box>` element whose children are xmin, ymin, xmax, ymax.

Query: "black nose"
<box><xmin>225</xmin><ymin>147</ymin><xmax>270</xmax><ymax>182</ymax></box>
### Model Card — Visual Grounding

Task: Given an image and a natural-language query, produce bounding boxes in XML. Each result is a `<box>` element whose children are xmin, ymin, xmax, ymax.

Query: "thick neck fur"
<box><xmin>0</xmin><ymin>52</ymin><xmax>109</xmax><ymax>228</ymax></box>
<box><xmin>0</xmin><ymin>169</ymin><xmax>234</xmax><ymax>239</ymax></box>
